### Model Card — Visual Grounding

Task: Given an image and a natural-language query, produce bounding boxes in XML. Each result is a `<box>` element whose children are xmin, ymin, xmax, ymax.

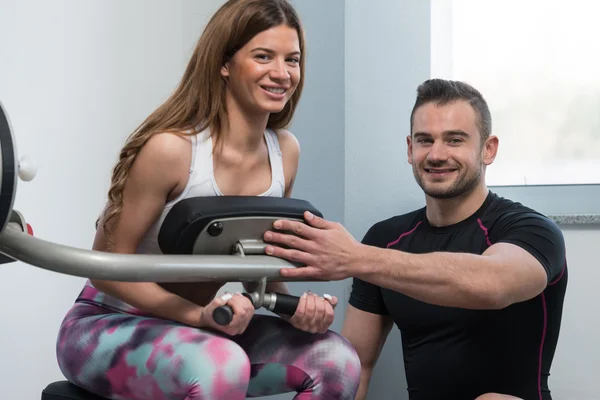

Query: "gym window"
<box><xmin>429</xmin><ymin>0</ymin><xmax>600</xmax><ymax>218</ymax></box>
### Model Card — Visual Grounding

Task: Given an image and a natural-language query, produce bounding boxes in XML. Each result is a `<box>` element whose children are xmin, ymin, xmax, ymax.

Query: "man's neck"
<box><xmin>221</xmin><ymin>93</ymin><xmax>270</xmax><ymax>153</ymax></box>
<box><xmin>425</xmin><ymin>184</ymin><xmax>489</xmax><ymax>227</ymax></box>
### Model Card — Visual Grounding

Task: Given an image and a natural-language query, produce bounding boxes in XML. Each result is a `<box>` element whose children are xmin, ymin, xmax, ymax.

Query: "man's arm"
<box><xmin>342</xmin><ymin>305</ymin><xmax>394</xmax><ymax>400</ymax></box>
<box><xmin>268</xmin><ymin>212</ymin><xmax>565</xmax><ymax>311</ymax></box>
<box><xmin>352</xmin><ymin>212</ymin><xmax>565</xmax><ymax>310</ymax></box>
<box><xmin>353</xmin><ymin>241</ymin><xmax>548</xmax><ymax>310</ymax></box>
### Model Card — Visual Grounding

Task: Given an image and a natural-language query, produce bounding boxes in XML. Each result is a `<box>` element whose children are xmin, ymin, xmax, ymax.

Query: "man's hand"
<box><xmin>263</xmin><ymin>211</ymin><xmax>363</xmax><ymax>280</ymax></box>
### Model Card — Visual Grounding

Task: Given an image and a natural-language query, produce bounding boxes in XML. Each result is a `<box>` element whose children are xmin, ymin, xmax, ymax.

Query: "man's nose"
<box><xmin>426</xmin><ymin>142</ymin><xmax>449</xmax><ymax>162</ymax></box>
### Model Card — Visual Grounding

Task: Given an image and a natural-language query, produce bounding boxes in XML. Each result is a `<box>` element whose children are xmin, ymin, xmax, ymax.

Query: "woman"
<box><xmin>55</xmin><ymin>1</ymin><xmax>361</xmax><ymax>399</ymax></box>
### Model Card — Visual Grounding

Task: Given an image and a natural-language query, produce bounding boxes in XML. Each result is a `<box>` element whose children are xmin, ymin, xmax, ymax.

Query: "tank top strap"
<box><xmin>190</xmin><ymin>128</ymin><xmax>213</xmax><ymax>182</ymax></box>
<box><xmin>264</xmin><ymin>129</ymin><xmax>286</xmax><ymax>196</ymax></box>
<box><xmin>188</xmin><ymin>131</ymin><xmax>198</xmax><ymax>174</ymax></box>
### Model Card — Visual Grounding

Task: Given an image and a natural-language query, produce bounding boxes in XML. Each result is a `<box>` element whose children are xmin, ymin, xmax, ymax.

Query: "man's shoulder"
<box><xmin>485</xmin><ymin>191</ymin><xmax>550</xmax><ymax>220</ymax></box>
<box><xmin>484</xmin><ymin>191</ymin><xmax>561</xmax><ymax>236</ymax></box>
<box><xmin>362</xmin><ymin>208</ymin><xmax>424</xmax><ymax>247</ymax></box>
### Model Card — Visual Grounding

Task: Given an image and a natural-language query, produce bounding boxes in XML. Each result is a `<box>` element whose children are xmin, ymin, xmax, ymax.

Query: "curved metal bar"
<box><xmin>0</xmin><ymin>223</ymin><xmax>298</xmax><ymax>282</ymax></box>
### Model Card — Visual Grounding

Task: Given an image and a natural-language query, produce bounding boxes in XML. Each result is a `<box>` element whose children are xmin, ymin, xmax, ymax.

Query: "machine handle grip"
<box><xmin>212</xmin><ymin>305</ymin><xmax>234</xmax><ymax>326</ymax></box>
<box><xmin>212</xmin><ymin>292</ymin><xmax>302</xmax><ymax>326</ymax></box>
<box><xmin>212</xmin><ymin>293</ymin><xmax>255</xmax><ymax>326</ymax></box>
<box><xmin>270</xmin><ymin>292</ymin><xmax>301</xmax><ymax>316</ymax></box>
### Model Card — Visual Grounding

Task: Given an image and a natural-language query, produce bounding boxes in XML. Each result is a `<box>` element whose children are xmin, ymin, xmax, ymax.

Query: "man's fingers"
<box><xmin>280</xmin><ymin>265</ymin><xmax>322</xmax><ymax>279</ymax></box>
<box><xmin>271</xmin><ymin>218</ymin><xmax>319</xmax><ymax>240</ymax></box>
<box><xmin>303</xmin><ymin>211</ymin><xmax>331</xmax><ymax>229</ymax></box>
<box><xmin>266</xmin><ymin>246</ymin><xmax>313</xmax><ymax>265</ymax></box>
<box><xmin>264</xmin><ymin>231</ymin><xmax>313</xmax><ymax>252</ymax></box>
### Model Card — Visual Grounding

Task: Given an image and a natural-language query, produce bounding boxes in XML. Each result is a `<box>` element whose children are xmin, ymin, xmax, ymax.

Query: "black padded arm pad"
<box><xmin>158</xmin><ymin>196</ymin><xmax>323</xmax><ymax>255</ymax></box>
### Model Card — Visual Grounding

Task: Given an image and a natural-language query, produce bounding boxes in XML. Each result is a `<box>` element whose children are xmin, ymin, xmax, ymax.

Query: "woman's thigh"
<box><xmin>234</xmin><ymin>315</ymin><xmax>361</xmax><ymax>400</ymax></box>
<box><xmin>56</xmin><ymin>302</ymin><xmax>251</xmax><ymax>400</ymax></box>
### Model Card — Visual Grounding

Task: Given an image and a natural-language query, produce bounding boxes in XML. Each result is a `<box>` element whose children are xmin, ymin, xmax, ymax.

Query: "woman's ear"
<box><xmin>221</xmin><ymin>63</ymin><xmax>230</xmax><ymax>78</ymax></box>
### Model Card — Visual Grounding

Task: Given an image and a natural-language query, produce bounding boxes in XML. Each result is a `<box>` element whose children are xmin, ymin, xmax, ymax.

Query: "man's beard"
<box><xmin>413</xmin><ymin>163</ymin><xmax>481</xmax><ymax>199</ymax></box>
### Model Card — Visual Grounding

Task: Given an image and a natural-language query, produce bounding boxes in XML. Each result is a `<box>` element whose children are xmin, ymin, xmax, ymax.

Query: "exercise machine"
<box><xmin>0</xmin><ymin>102</ymin><xmax>321</xmax><ymax>400</ymax></box>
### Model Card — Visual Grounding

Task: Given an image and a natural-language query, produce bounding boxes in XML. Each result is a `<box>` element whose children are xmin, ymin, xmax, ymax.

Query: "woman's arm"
<box><xmin>91</xmin><ymin>132</ymin><xmax>205</xmax><ymax>327</ymax></box>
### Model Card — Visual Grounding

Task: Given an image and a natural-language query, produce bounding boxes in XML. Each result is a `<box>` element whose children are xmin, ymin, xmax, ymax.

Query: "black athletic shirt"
<box><xmin>349</xmin><ymin>191</ymin><xmax>568</xmax><ymax>400</ymax></box>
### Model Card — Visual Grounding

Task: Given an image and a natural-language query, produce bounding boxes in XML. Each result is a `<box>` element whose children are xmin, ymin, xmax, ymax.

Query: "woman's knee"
<box><xmin>305</xmin><ymin>331</ymin><xmax>361</xmax><ymax>398</ymax></box>
<box><xmin>181</xmin><ymin>336</ymin><xmax>252</xmax><ymax>399</ymax></box>
<box><xmin>195</xmin><ymin>335</ymin><xmax>252</xmax><ymax>381</ymax></box>
<box><xmin>323</xmin><ymin>331</ymin><xmax>361</xmax><ymax>372</ymax></box>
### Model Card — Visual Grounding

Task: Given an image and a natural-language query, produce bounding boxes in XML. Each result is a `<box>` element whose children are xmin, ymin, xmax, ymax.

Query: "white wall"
<box><xmin>0</xmin><ymin>1</ymin><xmax>221</xmax><ymax>399</ymax></box>
<box><xmin>550</xmin><ymin>227</ymin><xmax>600</xmax><ymax>400</ymax></box>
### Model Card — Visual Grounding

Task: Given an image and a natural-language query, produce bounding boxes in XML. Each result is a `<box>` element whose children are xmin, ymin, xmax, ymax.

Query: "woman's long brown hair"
<box><xmin>99</xmin><ymin>0</ymin><xmax>306</xmax><ymax>246</ymax></box>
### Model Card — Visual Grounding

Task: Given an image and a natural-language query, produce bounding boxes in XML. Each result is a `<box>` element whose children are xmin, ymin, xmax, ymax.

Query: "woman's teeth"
<box><xmin>264</xmin><ymin>87</ymin><xmax>285</xmax><ymax>94</ymax></box>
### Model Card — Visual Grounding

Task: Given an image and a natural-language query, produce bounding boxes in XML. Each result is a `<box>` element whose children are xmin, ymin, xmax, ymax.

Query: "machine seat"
<box><xmin>41</xmin><ymin>381</ymin><xmax>109</xmax><ymax>400</ymax></box>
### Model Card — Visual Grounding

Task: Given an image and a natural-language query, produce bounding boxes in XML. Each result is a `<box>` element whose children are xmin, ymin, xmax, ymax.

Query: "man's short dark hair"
<box><xmin>409</xmin><ymin>79</ymin><xmax>492</xmax><ymax>143</ymax></box>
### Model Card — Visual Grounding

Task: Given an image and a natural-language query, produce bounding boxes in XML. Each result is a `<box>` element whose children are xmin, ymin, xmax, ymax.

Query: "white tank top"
<box><xmin>82</xmin><ymin>128</ymin><xmax>286</xmax><ymax>306</ymax></box>
<box><xmin>136</xmin><ymin>127</ymin><xmax>286</xmax><ymax>255</ymax></box>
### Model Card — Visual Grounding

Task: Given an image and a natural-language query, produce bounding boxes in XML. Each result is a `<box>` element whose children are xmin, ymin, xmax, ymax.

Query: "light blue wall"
<box><xmin>286</xmin><ymin>1</ymin><xmax>432</xmax><ymax>399</ymax></box>
<box><xmin>286</xmin><ymin>0</ymin><xmax>347</xmax><ymax>332</ymax></box>
<box><xmin>257</xmin><ymin>1</ymin><xmax>347</xmax><ymax>399</ymax></box>
<box><xmin>345</xmin><ymin>1</ymin><xmax>431</xmax><ymax>399</ymax></box>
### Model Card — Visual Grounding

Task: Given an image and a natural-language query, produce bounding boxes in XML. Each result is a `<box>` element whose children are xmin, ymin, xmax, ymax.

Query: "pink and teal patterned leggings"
<box><xmin>56</xmin><ymin>301</ymin><xmax>361</xmax><ymax>399</ymax></box>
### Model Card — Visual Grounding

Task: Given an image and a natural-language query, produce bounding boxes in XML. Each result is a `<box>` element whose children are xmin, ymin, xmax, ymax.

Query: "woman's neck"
<box><xmin>222</xmin><ymin>94</ymin><xmax>270</xmax><ymax>152</ymax></box>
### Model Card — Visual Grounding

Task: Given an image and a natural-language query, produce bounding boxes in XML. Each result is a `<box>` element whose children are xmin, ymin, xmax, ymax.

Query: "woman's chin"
<box><xmin>262</xmin><ymin>99</ymin><xmax>289</xmax><ymax>112</ymax></box>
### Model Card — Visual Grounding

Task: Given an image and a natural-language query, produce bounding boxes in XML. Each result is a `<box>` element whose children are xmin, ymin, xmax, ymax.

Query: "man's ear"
<box><xmin>407</xmin><ymin>135</ymin><xmax>413</xmax><ymax>165</ymax></box>
<box><xmin>482</xmin><ymin>135</ymin><xmax>499</xmax><ymax>166</ymax></box>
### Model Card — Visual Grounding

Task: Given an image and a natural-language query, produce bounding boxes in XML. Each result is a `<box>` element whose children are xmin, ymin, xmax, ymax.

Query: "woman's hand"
<box><xmin>287</xmin><ymin>292</ymin><xmax>337</xmax><ymax>334</ymax></box>
<box><xmin>200</xmin><ymin>292</ymin><xmax>255</xmax><ymax>335</ymax></box>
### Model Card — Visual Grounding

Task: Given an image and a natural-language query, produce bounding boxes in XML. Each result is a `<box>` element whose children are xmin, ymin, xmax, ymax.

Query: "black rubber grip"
<box><xmin>212</xmin><ymin>305</ymin><xmax>234</xmax><ymax>326</ymax></box>
<box><xmin>212</xmin><ymin>293</ymin><xmax>254</xmax><ymax>326</ymax></box>
<box><xmin>271</xmin><ymin>293</ymin><xmax>301</xmax><ymax>316</ymax></box>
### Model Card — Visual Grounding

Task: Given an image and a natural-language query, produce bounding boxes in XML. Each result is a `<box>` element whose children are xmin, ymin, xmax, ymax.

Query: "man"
<box><xmin>263</xmin><ymin>79</ymin><xmax>568</xmax><ymax>400</ymax></box>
